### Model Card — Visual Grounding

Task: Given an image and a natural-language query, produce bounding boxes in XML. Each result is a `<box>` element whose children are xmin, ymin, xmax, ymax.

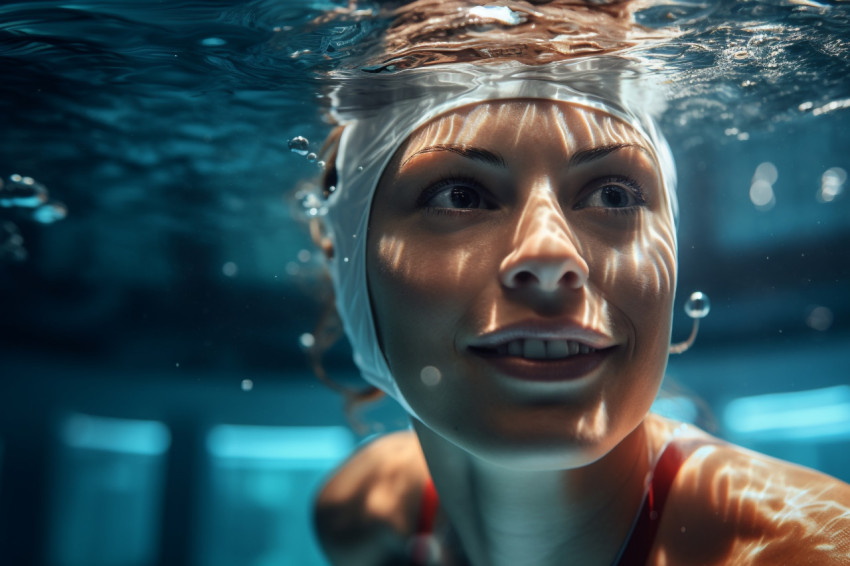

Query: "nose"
<box><xmin>499</xmin><ymin>188</ymin><xmax>589</xmax><ymax>292</ymax></box>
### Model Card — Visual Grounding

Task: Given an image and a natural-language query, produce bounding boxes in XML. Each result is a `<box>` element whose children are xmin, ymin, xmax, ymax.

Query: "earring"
<box><xmin>670</xmin><ymin>291</ymin><xmax>710</xmax><ymax>354</ymax></box>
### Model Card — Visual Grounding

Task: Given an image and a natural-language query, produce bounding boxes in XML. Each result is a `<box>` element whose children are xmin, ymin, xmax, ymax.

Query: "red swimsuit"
<box><xmin>411</xmin><ymin>439</ymin><xmax>703</xmax><ymax>566</ymax></box>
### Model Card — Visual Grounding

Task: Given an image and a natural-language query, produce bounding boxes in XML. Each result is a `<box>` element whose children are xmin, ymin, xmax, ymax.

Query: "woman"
<box><xmin>309</xmin><ymin>3</ymin><xmax>850</xmax><ymax>565</ymax></box>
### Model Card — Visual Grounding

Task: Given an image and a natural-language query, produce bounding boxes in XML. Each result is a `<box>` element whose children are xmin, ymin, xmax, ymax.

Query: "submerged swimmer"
<box><xmin>307</xmin><ymin>2</ymin><xmax>850</xmax><ymax>565</ymax></box>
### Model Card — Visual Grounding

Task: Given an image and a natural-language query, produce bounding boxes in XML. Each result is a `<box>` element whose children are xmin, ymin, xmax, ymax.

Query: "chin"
<box><xmin>436</xmin><ymin>416</ymin><xmax>628</xmax><ymax>472</ymax></box>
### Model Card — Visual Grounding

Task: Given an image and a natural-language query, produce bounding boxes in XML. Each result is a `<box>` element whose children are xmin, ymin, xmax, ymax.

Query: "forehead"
<box><xmin>397</xmin><ymin>99</ymin><xmax>650</xmax><ymax>161</ymax></box>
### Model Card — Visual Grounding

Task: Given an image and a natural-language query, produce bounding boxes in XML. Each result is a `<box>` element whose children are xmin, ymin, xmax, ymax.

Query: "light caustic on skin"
<box><xmin>648</xmin><ymin>438</ymin><xmax>850</xmax><ymax>564</ymax></box>
<box><xmin>368</xmin><ymin>99</ymin><xmax>677</xmax><ymax>467</ymax></box>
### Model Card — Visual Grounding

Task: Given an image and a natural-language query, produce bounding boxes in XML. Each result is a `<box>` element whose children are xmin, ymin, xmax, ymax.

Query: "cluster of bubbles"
<box><xmin>289</xmin><ymin>135</ymin><xmax>329</xmax><ymax>219</ymax></box>
<box><xmin>0</xmin><ymin>174</ymin><xmax>66</xmax><ymax>261</ymax></box>
<box><xmin>818</xmin><ymin>167</ymin><xmax>846</xmax><ymax>203</ymax></box>
<box><xmin>288</xmin><ymin>135</ymin><xmax>326</xmax><ymax>171</ymax></box>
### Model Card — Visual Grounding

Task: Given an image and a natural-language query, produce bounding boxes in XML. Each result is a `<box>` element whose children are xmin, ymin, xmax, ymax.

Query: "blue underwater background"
<box><xmin>1</xmin><ymin>1</ymin><xmax>849</xmax><ymax>565</ymax></box>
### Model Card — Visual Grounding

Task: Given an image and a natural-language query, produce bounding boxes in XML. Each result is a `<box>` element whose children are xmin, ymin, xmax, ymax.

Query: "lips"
<box><xmin>467</xmin><ymin>323</ymin><xmax>616</xmax><ymax>381</ymax></box>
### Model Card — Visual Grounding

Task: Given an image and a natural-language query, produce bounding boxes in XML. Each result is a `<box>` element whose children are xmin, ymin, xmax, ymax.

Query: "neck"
<box><xmin>413</xmin><ymin>420</ymin><xmax>654</xmax><ymax>566</ymax></box>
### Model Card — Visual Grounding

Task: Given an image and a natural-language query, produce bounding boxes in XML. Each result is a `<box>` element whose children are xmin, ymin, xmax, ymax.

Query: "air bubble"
<box><xmin>222</xmin><ymin>261</ymin><xmax>238</xmax><ymax>277</ymax></box>
<box><xmin>288</xmin><ymin>136</ymin><xmax>309</xmax><ymax>156</ymax></box>
<box><xmin>806</xmin><ymin>306</ymin><xmax>833</xmax><ymax>332</ymax></box>
<box><xmin>749</xmin><ymin>179</ymin><xmax>775</xmax><ymax>209</ymax></box>
<box><xmin>300</xmin><ymin>192</ymin><xmax>322</xmax><ymax>211</ymax></box>
<box><xmin>299</xmin><ymin>332</ymin><xmax>316</xmax><ymax>349</ymax></box>
<box><xmin>420</xmin><ymin>366</ymin><xmax>442</xmax><ymax>386</ymax></box>
<box><xmin>684</xmin><ymin>291</ymin><xmax>710</xmax><ymax>319</ymax></box>
<box><xmin>241</xmin><ymin>379</ymin><xmax>254</xmax><ymax>391</ymax></box>
<box><xmin>754</xmin><ymin>162</ymin><xmax>778</xmax><ymax>184</ymax></box>
<box><xmin>306</xmin><ymin>152</ymin><xmax>317</xmax><ymax>162</ymax></box>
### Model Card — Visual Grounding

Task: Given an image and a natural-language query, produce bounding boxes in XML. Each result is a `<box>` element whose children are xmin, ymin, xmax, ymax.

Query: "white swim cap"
<box><xmin>322</xmin><ymin>59</ymin><xmax>676</xmax><ymax>417</ymax></box>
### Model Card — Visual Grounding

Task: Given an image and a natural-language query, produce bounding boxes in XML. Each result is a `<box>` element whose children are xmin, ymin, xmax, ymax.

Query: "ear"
<box><xmin>310</xmin><ymin>218</ymin><xmax>334</xmax><ymax>260</ymax></box>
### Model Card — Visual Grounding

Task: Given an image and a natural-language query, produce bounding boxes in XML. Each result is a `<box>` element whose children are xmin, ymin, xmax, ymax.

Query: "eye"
<box><xmin>419</xmin><ymin>177</ymin><xmax>490</xmax><ymax>211</ymax></box>
<box><xmin>577</xmin><ymin>177</ymin><xmax>646</xmax><ymax>211</ymax></box>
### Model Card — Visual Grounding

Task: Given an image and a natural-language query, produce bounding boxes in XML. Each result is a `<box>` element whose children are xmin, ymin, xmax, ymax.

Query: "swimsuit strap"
<box><xmin>417</xmin><ymin>477</ymin><xmax>440</xmax><ymax>535</ymax></box>
<box><xmin>615</xmin><ymin>438</ymin><xmax>708</xmax><ymax>566</ymax></box>
<box><xmin>410</xmin><ymin>477</ymin><xmax>441</xmax><ymax>565</ymax></box>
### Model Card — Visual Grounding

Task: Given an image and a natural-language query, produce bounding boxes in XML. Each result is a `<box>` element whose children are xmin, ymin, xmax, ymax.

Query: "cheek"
<box><xmin>367</xmin><ymin>233</ymin><xmax>490</xmax><ymax>371</ymax></box>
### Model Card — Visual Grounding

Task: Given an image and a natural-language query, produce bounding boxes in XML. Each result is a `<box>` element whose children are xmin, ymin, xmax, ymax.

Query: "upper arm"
<box><xmin>313</xmin><ymin>430</ymin><xmax>430</xmax><ymax>566</ymax></box>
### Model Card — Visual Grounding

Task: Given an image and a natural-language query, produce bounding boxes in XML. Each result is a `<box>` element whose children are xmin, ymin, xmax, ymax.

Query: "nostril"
<box><xmin>501</xmin><ymin>258</ymin><xmax>588</xmax><ymax>291</ymax></box>
<box><xmin>513</xmin><ymin>271</ymin><xmax>537</xmax><ymax>285</ymax></box>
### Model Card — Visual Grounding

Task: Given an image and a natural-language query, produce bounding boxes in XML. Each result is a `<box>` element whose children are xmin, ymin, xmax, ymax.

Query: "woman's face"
<box><xmin>366</xmin><ymin>100</ymin><xmax>677</xmax><ymax>470</ymax></box>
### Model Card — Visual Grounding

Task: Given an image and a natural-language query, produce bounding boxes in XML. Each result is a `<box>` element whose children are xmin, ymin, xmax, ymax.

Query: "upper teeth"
<box><xmin>496</xmin><ymin>339</ymin><xmax>595</xmax><ymax>360</ymax></box>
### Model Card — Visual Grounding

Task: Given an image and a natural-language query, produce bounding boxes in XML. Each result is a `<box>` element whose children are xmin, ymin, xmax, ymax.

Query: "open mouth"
<box><xmin>470</xmin><ymin>338</ymin><xmax>598</xmax><ymax>360</ymax></box>
<box><xmin>468</xmin><ymin>339</ymin><xmax>615</xmax><ymax>381</ymax></box>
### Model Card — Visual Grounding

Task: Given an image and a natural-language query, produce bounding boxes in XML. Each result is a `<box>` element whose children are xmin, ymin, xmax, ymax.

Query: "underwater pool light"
<box><xmin>61</xmin><ymin>413</ymin><xmax>171</xmax><ymax>455</ymax></box>
<box><xmin>723</xmin><ymin>385</ymin><xmax>850</xmax><ymax>441</ymax></box>
<box><xmin>207</xmin><ymin>424</ymin><xmax>353</xmax><ymax>466</ymax></box>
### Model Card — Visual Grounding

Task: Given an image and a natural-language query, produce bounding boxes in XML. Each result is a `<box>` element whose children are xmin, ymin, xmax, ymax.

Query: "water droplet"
<box><xmin>201</xmin><ymin>37</ymin><xmax>227</xmax><ymax>47</ymax></box>
<box><xmin>241</xmin><ymin>379</ymin><xmax>254</xmax><ymax>391</ymax></box>
<box><xmin>420</xmin><ymin>366</ymin><xmax>442</xmax><ymax>386</ymax></box>
<box><xmin>288</xmin><ymin>136</ymin><xmax>309</xmax><ymax>156</ymax></box>
<box><xmin>299</xmin><ymin>332</ymin><xmax>315</xmax><ymax>349</ymax></box>
<box><xmin>222</xmin><ymin>261</ymin><xmax>238</xmax><ymax>277</ymax></box>
<box><xmin>684</xmin><ymin>291</ymin><xmax>710</xmax><ymax>319</ymax></box>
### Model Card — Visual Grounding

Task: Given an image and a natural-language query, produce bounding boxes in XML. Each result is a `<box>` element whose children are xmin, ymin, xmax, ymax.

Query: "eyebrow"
<box><xmin>401</xmin><ymin>144</ymin><xmax>507</xmax><ymax>168</ymax></box>
<box><xmin>568</xmin><ymin>143</ymin><xmax>648</xmax><ymax>167</ymax></box>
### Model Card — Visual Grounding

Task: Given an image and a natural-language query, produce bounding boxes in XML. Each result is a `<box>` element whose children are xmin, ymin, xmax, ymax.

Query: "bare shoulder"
<box><xmin>313</xmin><ymin>430</ymin><xmax>430</xmax><ymax>566</ymax></box>
<box><xmin>654</xmin><ymin>422</ymin><xmax>850</xmax><ymax>565</ymax></box>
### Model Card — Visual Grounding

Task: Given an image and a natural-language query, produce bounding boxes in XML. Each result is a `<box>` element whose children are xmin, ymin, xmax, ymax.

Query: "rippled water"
<box><xmin>1</xmin><ymin>0</ymin><xmax>849</xmax><ymax>368</ymax></box>
<box><xmin>1</xmin><ymin>1</ymin><xmax>848</xmax><ymax>216</ymax></box>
